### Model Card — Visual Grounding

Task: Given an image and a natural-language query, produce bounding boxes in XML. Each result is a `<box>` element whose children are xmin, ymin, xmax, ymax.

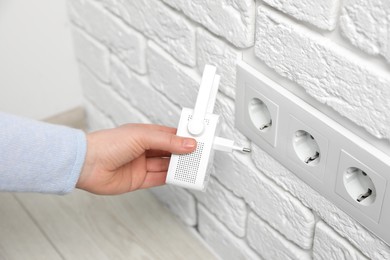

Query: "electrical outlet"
<box><xmin>244</xmin><ymin>84</ymin><xmax>279</xmax><ymax>147</ymax></box>
<box><xmin>235</xmin><ymin>61</ymin><xmax>390</xmax><ymax>245</ymax></box>
<box><xmin>335</xmin><ymin>150</ymin><xmax>387</xmax><ymax>222</ymax></box>
<box><xmin>286</xmin><ymin>115</ymin><xmax>329</xmax><ymax>180</ymax></box>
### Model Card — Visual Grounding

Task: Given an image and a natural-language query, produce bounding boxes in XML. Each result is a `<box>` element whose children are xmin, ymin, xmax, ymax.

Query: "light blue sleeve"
<box><xmin>0</xmin><ymin>112</ymin><xmax>87</xmax><ymax>194</ymax></box>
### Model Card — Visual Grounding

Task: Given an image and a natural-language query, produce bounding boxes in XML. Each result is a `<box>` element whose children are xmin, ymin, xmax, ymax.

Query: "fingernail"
<box><xmin>183</xmin><ymin>139</ymin><xmax>196</xmax><ymax>149</ymax></box>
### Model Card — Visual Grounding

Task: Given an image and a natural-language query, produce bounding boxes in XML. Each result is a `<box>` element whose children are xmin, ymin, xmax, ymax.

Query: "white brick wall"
<box><xmin>84</xmin><ymin>100</ymin><xmax>115</xmax><ymax>131</ymax></box>
<box><xmin>192</xmin><ymin>177</ymin><xmax>247</xmax><ymax>238</ymax></box>
<box><xmin>247</xmin><ymin>212</ymin><xmax>311</xmax><ymax>260</ymax></box>
<box><xmin>69</xmin><ymin>0</ymin><xmax>147</xmax><ymax>74</ymax></box>
<box><xmin>147</xmin><ymin>41</ymin><xmax>199</xmax><ymax>109</ymax></box>
<box><xmin>79</xmin><ymin>65</ymin><xmax>149</xmax><ymax>125</ymax></box>
<box><xmin>72</xmin><ymin>28</ymin><xmax>110</xmax><ymax>83</ymax></box>
<box><xmin>110</xmin><ymin>55</ymin><xmax>181</xmax><ymax>127</ymax></box>
<box><xmin>69</xmin><ymin>0</ymin><xmax>390</xmax><ymax>259</ymax></box>
<box><xmin>161</xmin><ymin>0</ymin><xmax>256</xmax><ymax>48</ymax></box>
<box><xmin>198</xmin><ymin>204</ymin><xmax>261</xmax><ymax>260</ymax></box>
<box><xmin>255</xmin><ymin>5</ymin><xmax>390</xmax><ymax>140</ymax></box>
<box><xmin>313</xmin><ymin>221</ymin><xmax>368</xmax><ymax>260</ymax></box>
<box><xmin>264</xmin><ymin>0</ymin><xmax>341</xmax><ymax>30</ymax></box>
<box><xmin>340</xmin><ymin>0</ymin><xmax>390</xmax><ymax>63</ymax></box>
<box><xmin>151</xmin><ymin>185</ymin><xmax>197</xmax><ymax>226</ymax></box>
<box><xmin>214</xmin><ymin>152</ymin><xmax>315</xmax><ymax>250</ymax></box>
<box><xmin>96</xmin><ymin>0</ymin><xmax>196</xmax><ymax>66</ymax></box>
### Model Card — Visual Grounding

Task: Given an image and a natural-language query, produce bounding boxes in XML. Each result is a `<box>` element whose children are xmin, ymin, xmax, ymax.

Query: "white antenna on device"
<box><xmin>187</xmin><ymin>65</ymin><xmax>218</xmax><ymax>136</ymax></box>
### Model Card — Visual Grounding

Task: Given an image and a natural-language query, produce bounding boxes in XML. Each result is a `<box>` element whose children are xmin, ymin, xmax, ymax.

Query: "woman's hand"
<box><xmin>77</xmin><ymin>124</ymin><xmax>196</xmax><ymax>195</ymax></box>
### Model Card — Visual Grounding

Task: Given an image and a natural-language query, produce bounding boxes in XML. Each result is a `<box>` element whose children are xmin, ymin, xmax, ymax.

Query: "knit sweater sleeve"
<box><xmin>0</xmin><ymin>112</ymin><xmax>87</xmax><ymax>194</ymax></box>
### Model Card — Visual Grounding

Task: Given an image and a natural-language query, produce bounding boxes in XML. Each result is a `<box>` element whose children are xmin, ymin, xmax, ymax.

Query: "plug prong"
<box><xmin>242</xmin><ymin>147</ymin><xmax>251</xmax><ymax>153</ymax></box>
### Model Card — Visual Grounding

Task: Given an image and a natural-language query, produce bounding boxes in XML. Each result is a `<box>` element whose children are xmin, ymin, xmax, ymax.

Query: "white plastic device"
<box><xmin>166</xmin><ymin>65</ymin><xmax>250</xmax><ymax>191</ymax></box>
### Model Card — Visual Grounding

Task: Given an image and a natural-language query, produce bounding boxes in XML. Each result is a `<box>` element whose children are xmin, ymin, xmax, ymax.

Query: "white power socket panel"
<box><xmin>235</xmin><ymin>62</ymin><xmax>390</xmax><ymax>245</ymax></box>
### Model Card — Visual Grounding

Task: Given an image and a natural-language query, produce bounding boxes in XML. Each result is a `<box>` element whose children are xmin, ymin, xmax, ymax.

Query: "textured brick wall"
<box><xmin>68</xmin><ymin>0</ymin><xmax>390</xmax><ymax>259</ymax></box>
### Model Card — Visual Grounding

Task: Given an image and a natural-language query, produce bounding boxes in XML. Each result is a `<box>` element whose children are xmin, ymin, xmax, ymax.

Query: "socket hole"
<box><xmin>293</xmin><ymin>130</ymin><xmax>320</xmax><ymax>166</ymax></box>
<box><xmin>248</xmin><ymin>98</ymin><xmax>272</xmax><ymax>132</ymax></box>
<box><xmin>343</xmin><ymin>167</ymin><xmax>376</xmax><ymax>206</ymax></box>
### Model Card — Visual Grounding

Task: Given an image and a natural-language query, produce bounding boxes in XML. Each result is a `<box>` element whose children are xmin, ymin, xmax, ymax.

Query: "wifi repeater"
<box><xmin>166</xmin><ymin>65</ymin><xmax>250</xmax><ymax>191</ymax></box>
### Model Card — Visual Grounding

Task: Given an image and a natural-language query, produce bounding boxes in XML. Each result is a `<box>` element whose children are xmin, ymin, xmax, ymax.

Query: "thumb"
<box><xmin>138</xmin><ymin>128</ymin><xmax>197</xmax><ymax>154</ymax></box>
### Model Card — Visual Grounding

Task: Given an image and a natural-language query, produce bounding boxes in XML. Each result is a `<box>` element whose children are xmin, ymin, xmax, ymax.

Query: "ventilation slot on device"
<box><xmin>174</xmin><ymin>142</ymin><xmax>205</xmax><ymax>184</ymax></box>
<box><xmin>187</xmin><ymin>115</ymin><xmax>210</xmax><ymax>125</ymax></box>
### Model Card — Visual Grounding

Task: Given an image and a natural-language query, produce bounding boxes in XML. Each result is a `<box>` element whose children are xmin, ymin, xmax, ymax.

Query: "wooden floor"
<box><xmin>0</xmin><ymin>108</ymin><xmax>217</xmax><ymax>260</ymax></box>
<box><xmin>0</xmin><ymin>190</ymin><xmax>216</xmax><ymax>259</ymax></box>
